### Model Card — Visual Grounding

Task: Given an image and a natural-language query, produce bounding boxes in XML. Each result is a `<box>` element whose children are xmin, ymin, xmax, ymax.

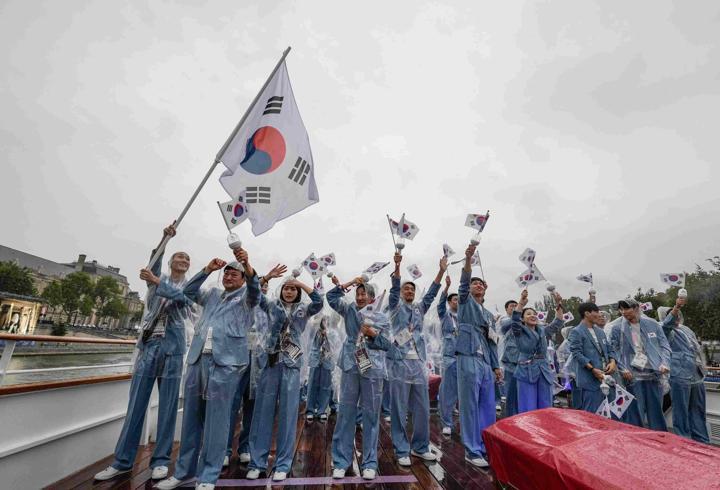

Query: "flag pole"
<box><xmin>146</xmin><ymin>46</ymin><xmax>292</xmax><ymax>270</ymax></box>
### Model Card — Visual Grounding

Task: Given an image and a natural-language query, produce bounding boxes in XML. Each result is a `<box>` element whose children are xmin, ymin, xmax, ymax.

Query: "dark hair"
<box><xmin>282</xmin><ymin>283</ymin><xmax>302</xmax><ymax>303</ymax></box>
<box><xmin>470</xmin><ymin>277</ymin><xmax>487</xmax><ymax>287</ymax></box>
<box><xmin>504</xmin><ymin>300</ymin><xmax>518</xmax><ymax>310</ymax></box>
<box><xmin>578</xmin><ymin>302</ymin><xmax>599</xmax><ymax>319</ymax></box>
<box><xmin>521</xmin><ymin>307</ymin><xmax>536</xmax><ymax>318</ymax></box>
<box><xmin>401</xmin><ymin>281</ymin><xmax>416</xmax><ymax>291</ymax></box>
<box><xmin>447</xmin><ymin>293</ymin><xmax>458</xmax><ymax>303</ymax></box>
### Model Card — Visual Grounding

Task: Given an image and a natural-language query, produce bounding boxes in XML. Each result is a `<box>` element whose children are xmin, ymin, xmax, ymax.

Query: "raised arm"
<box><xmin>420</xmin><ymin>256</ymin><xmax>446</xmax><ymax>313</ymax></box>
<box><xmin>327</xmin><ymin>283</ymin><xmax>349</xmax><ymax>316</ymax></box>
<box><xmin>157</xmin><ymin>266</ymin><xmax>212</xmax><ymax>305</ymax></box>
<box><xmin>511</xmin><ymin>290</ymin><xmax>529</xmax><ymax>336</ymax></box>
<box><xmin>389</xmin><ymin>253</ymin><xmax>402</xmax><ymax>310</ymax></box>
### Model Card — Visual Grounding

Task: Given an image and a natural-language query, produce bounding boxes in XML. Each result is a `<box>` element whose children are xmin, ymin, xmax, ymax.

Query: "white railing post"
<box><xmin>0</xmin><ymin>340</ymin><xmax>17</xmax><ymax>385</ymax></box>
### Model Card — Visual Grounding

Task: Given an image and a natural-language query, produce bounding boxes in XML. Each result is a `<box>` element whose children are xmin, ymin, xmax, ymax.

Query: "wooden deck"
<box><xmin>47</xmin><ymin>406</ymin><xmax>497</xmax><ymax>489</ymax></box>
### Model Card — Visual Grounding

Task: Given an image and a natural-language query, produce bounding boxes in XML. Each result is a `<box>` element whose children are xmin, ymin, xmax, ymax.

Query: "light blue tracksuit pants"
<box><xmin>306</xmin><ymin>365</ymin><xmax>333</xmax><ymax>416</ymax></box>
<box><xmin>248</xmin><ymin>363</ymin><xmax>301</xmax><ymax>473</ymax></box>
<box><xmin>381</xmin><ymin>380</ymin><xmax>392</xmax><ymax>417</ymax></box>
<box><xmin>174</xmin><ymin>354</ymin><xmax>243</xmax><ymax>485</ymax></box>
<box><xmin>390</xmin><ymin>378</ymin><xmax>431</xmax><ymax>457</ymax></box>
<box><xmin>456</xmin><ymin>355</ymin><xmax>495</xmax><ymax>459</ymax></box>
<box><xmin>112</xmin><ymin>340</ymin><xmax>182</xmax><ymax>471</ymax></box>
<box><xmin>226</xmin><ymin>361</ymin><xmax>253</xmax><ymax>456</ymax></box>
<box><xmin>623</xmin><ymin>379</ymin><xmax>667</xmax><ymax>431</ymax></box>
<box><xmin>438</xmin><ymin>356</ymin><xmax>458</xmax><ymax>428</ymax></box>
<box><xmin>671</xmin><ymin>381</ymin><xmax>709</xmax><ymax>443</ymax></box>
<box><xmin>331</xmin><ymin>371</ymin><xmax>384</xmax><ymax>471</ymax></box>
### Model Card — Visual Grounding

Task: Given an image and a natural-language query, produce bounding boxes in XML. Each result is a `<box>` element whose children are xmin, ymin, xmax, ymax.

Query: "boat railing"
<box><xmin>0</xmin><ymin>333</ymin><xmax>137</xmax><ymax>392</ymax></box>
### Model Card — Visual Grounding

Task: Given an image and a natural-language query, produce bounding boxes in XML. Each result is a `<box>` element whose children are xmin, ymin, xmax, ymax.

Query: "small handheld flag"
<box><xmin>217</xmin><ymin>191</ymin><xmax>249</xmax><ymax>231</ymax></box>
<box><xmin>640</xmin><ymin>302</ymin><xmax>653</xmax><ymax>312</ymax></box>
<box><xmin>660</xmin><ymin>273</ymin><xmax>685</xmax><ymax>288</ymax></box>
<box><xmin>595</xmin><ymin>398</ymin><xmax>612</xmax><ymax>419</ymax></box>
<box><xmin>515</xmin><ymin>265</ymin><xmax>545</xmax><ymax>288</ymax></box>
<box><xmin>536</xmin><ymin>311</ymin><xmax>548</xmax><ymax>322</ymax></box>
<box><xmin>302</xmin><ymin>253</ymin><xmax>326</xmax><ymax>278</ymax></box>
<box><xmin>319</xmin><ymin>253</ymin><xmax>336</xmax><ymax>266</ymax></box>
<box><xmin>518</xmin><ymin>248</ymin><xmax>536</xmax><ymax>267</ymax></box>
<box><xmin>577</xmin><ymin>273</ymin><xmax>593</xmax><ymax>284</ymax></box>
<box><xmin>608</xmin><ymin>383</ymin><xmax>635</xmax><ymax>418</ymax></box>
<box><xmin>364</xmin><ymin>261</ymin><xmax>390</xmax><ymax>275</ymax></box>
<box><xmin>562</xmin><ymin>311</ymin><xmax>575</xmax><ymax>324</ymax></box>
<box><xmin>465</xmin><ymin>211</ymin><xmax>490</xmax><ymax>245</ymax></box>
<box><xmin>443</xmin><ymin>243</ymin><xmax>455</xmax><ymax>259</ymax></box>
<box><xmin>407</xmin><ymin>264</ymin><xmax>422</xmax><ymax>280</ymax></box>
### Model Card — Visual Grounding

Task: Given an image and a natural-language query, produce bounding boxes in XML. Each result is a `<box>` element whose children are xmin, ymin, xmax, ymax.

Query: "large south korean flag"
<box><xmin>218</xmin><ymin>60</ymin><xmax>318</xmax><ymax>236</ymax></box>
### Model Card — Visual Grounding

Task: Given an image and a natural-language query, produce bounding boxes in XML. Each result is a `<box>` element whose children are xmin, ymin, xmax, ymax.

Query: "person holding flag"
<box><xmin>610</xmin><ymin>298</ymin><xmax>673</xmax><ymax>431</ymax></box>
<box><xmin>225</xmin><ymin>265</ymin><xmax>286</xmax><ymax>467</ymax></box>
<box><xmin>327</xmin><ymin>276</ymin><xmax>391</xmax><ymax>481</ymax></box>
<box><xmin>385</xmin><ymin>252</ymin><xmax>445</xmax><ymax>465</ymax></box>
<box><xmin>659</xmin><ymin>299</ymin><xmax>710</xmax><ymax>443</ymax></box>
<box><xmin>156</xmin><ymin>248</ymin><xmax>259</xmax><ymax>490</ymax></box>
<box><xmin>567</xmin><ymin>302</ymin><xmax>618</xmax><ymax>414</ymax></box>
<box><xmin>456</xmin><ymin>244</ymin><xmax>502</xmax><ymax>468</ymax></box>
<box><xmin>95</xmin><ymin>224</ymin><xmax>193</xmax><ymax>482</ymax></box>
<box><xmin>245</xmin><ymin>276</ymin><xmax>323</xmax><ymax>481</ymax></box>
<box><xmin>437</xmin><ymin>275</ymin><xmax>460</xmax><ymax>434</ymax></box>
<box><xmin>510</xmin><ymin>290</ymin><xmax>565</xmax><ymax>413</ymax></box>
<box><xmin>498</xmin><ymin>299</ymin><xmax>519</xmax><ymax>417</ymax></box>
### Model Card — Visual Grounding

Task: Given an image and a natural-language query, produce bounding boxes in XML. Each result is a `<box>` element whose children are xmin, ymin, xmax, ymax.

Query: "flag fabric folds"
<box><xmin>217</xmin><ymin>191</ymin><xmax>249</xmax><ymax>230</ymax></box>
<box><xmin>515</xmin><ymin>265</ymin><xmax>545</xmax><ymax>288</ymax></box>
<box><xmin>660</xmin><ymin>273</ymin><xmax>686</xmax><ymax>287</ymax></box>
<box><xmin>302</xmin><ymin>253</ymin><xmax>326</xmax><ymax>278</ymax></box>
<box><xmin>407</xmin><ymin>264</ymin><xmax>422</xmax><ymax>280</ymax></box>
<box><xmin>465</xmin><ymin>212</ymin><xmax>490</xmax><ymax>232</ymax></box>
<box><xmin>443</xmin><ymin>243</ymin><xmax>455</xmax><ymax>258</ymax></box>
<box><xmin>218</xmin><ymin>61</ymin><xmax>318</xmax><ymax>236</ymax></box>
<box><xmin>364</xmin><ymin>262</ymin><xmax>390</xmax><ymax>275</ymax></box>
<box><xmin>577</xmin><ymin>273</ymin><xmax>593</xmax><ymax>284</ymax></box>
<box><xmin>388</xmin><ymin>215</ymin><xmax>420</xmax><ymax>240</ymax></box>
<box><xmin>518</xmin><ymin>247</ymin><xmax>536</xmax><ymax>267</ymax></box>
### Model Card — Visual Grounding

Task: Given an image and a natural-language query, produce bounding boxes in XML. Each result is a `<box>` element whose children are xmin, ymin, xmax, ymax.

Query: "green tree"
<box><xmin>0</xmin><ymin>261</ymin><xmax>37</xmax><ymax>296</ymax></box>
<box><xmin>41</xmin><ymin>272</ymin><xmax>94</xmax><ymax>324</ymax></box>
<box><xmin>99</xmin><ymin>297</ymin><xmax>128</xmax><ymax>321</ymax></box>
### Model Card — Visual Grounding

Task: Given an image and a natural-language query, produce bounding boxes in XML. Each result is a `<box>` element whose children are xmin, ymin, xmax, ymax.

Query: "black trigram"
<box><xmin>287</xmin><ymin>157</ymin><xmax>310</xmax><ymax>185</ymax></box>
<box><xmin>246</xmin><ymin>186</ymin><xmax>271</xmax><ymax>204</ymax></box>
<box><xmin>263</xmin><ymin>96</ymin><xmax>283</xmax><ymax>115</ymax></box>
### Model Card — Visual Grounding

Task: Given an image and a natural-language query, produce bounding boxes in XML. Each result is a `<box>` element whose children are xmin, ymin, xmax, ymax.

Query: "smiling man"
<box><xmin>95</xmin><ymin>223</ymin><xmax>193</xmax><ymax>482</ymax></box>
<box><xmin>156</xmin><ymin>247</ymin><xmax>259</xmax><ymax>490</ymax></box>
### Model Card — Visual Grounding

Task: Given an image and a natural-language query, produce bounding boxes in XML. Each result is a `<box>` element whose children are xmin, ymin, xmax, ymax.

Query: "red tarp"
<box><xmin>483</xmin><ymin>408</ymin><xmax>720</xmax><ymax>490</ymax></box>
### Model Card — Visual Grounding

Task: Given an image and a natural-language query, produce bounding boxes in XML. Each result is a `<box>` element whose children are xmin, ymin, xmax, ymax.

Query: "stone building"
<box><xmin>0</xmin><ymin>245</ymin><xmax>143</xmax><ymax>330</ymax></box>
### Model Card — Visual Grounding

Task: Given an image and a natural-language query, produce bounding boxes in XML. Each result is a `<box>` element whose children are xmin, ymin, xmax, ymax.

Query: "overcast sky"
<box><xmin>2</xmin><ymin>1</ymin><xmax>719</xmax><ymax>309</ymax></box>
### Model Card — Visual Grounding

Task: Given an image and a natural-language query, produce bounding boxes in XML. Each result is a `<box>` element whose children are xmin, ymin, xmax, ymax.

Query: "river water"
<box><xmin>1</xmin><ymin>327</ymin><xmax>136</xmax><ymax>386</ymax></box>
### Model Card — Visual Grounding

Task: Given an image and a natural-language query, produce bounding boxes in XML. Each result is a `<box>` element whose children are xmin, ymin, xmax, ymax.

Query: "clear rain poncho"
<box><xmin>132</xmin><ymin>272</ymin><xmax>197</xmax><ymax>380</ymax></box>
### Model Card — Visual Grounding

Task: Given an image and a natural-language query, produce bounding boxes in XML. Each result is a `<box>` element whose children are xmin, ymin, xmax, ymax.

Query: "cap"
<box><xmin>617</xmin><ymin>298</ymin><xmax>639</xmax><ymax>309</ymax></box>
<box><xmin>224</xmin><ymin>261</ymin><xmax>243</xmax><ymax>272</ymax></box>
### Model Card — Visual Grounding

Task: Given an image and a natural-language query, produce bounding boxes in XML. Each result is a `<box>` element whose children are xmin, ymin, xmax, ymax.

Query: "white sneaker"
<box><xmin>156</xmin><ymin>476</ymin><xmax>184</xmax><ymax>490</ymax></box>
<box><xmin>196</xmin><ymin>484</ymin><xmax>215</xmax><ymax>490</ymax></box>
<box><xmin>397</xmin><ymin>456</ymin><xmax>411</xmax><ymax>466</ymax></box>
<box><xmin>332</xmin><ymin>468</ymin><xmax>346</xmax><ymax>479</ymax></box>
<box><xmin>453</xmin><ymin>408</ymin><xmax>460</xmax><ymax>415</ymax></box>
<box><xmin>151</xmin><ymin>466</ymin><xmax>168</xmax><ymax>480</ymax></box>
<box><xmin>383</xmin><ymin>415</ymin><xmax>391</xmax><ymax>422</ymax></box>
<box><xmin>306</xmin><ymin>413</ymin><xmax>314</xmax><ymax>420</ymax></box>
<box><xmin>319</xmin><ymin>413</ymin><xmax>328</xmax><ymax>420</ymax></box>
<box><xmin>465</xmin><ymin>455</ymin><xmax>489</xmax><ymax>468</ymax></box>
<box><xmin>442</xmin><ymin>427</ymin><xmax>452</xmax><ymax>435</ymax></box>
<box><xmin>239</xmin><ymin>452</ymin><xmax>251</xmax><ymax>463</ymax></box>
<box><xmin>94</xmin><ymin>466</ymin><xmax>129</xmax><ymax>481</ymax></box>
<box><xmin>272</xmin><ymin>471</ymin><xmax>287</xmax><ymax>481</ymax></box>
<box><xmin>362</xmin><ymin>468</ymin><xmax>376</xmax><ymax>480</ymax></box>
<box><xmin>246</xmin><ymin>469</ymin><xmax>260</xmax><ymax>480</ymax></box>
<box><xmin>411</xmin><ymin>450</ymin><xmax>437</xmax><ymax>461</ymax></box>
<box><xmin>223</xmin><ymin>456</ymin><xmax>229</xmax><ymax>467</ymax></box>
